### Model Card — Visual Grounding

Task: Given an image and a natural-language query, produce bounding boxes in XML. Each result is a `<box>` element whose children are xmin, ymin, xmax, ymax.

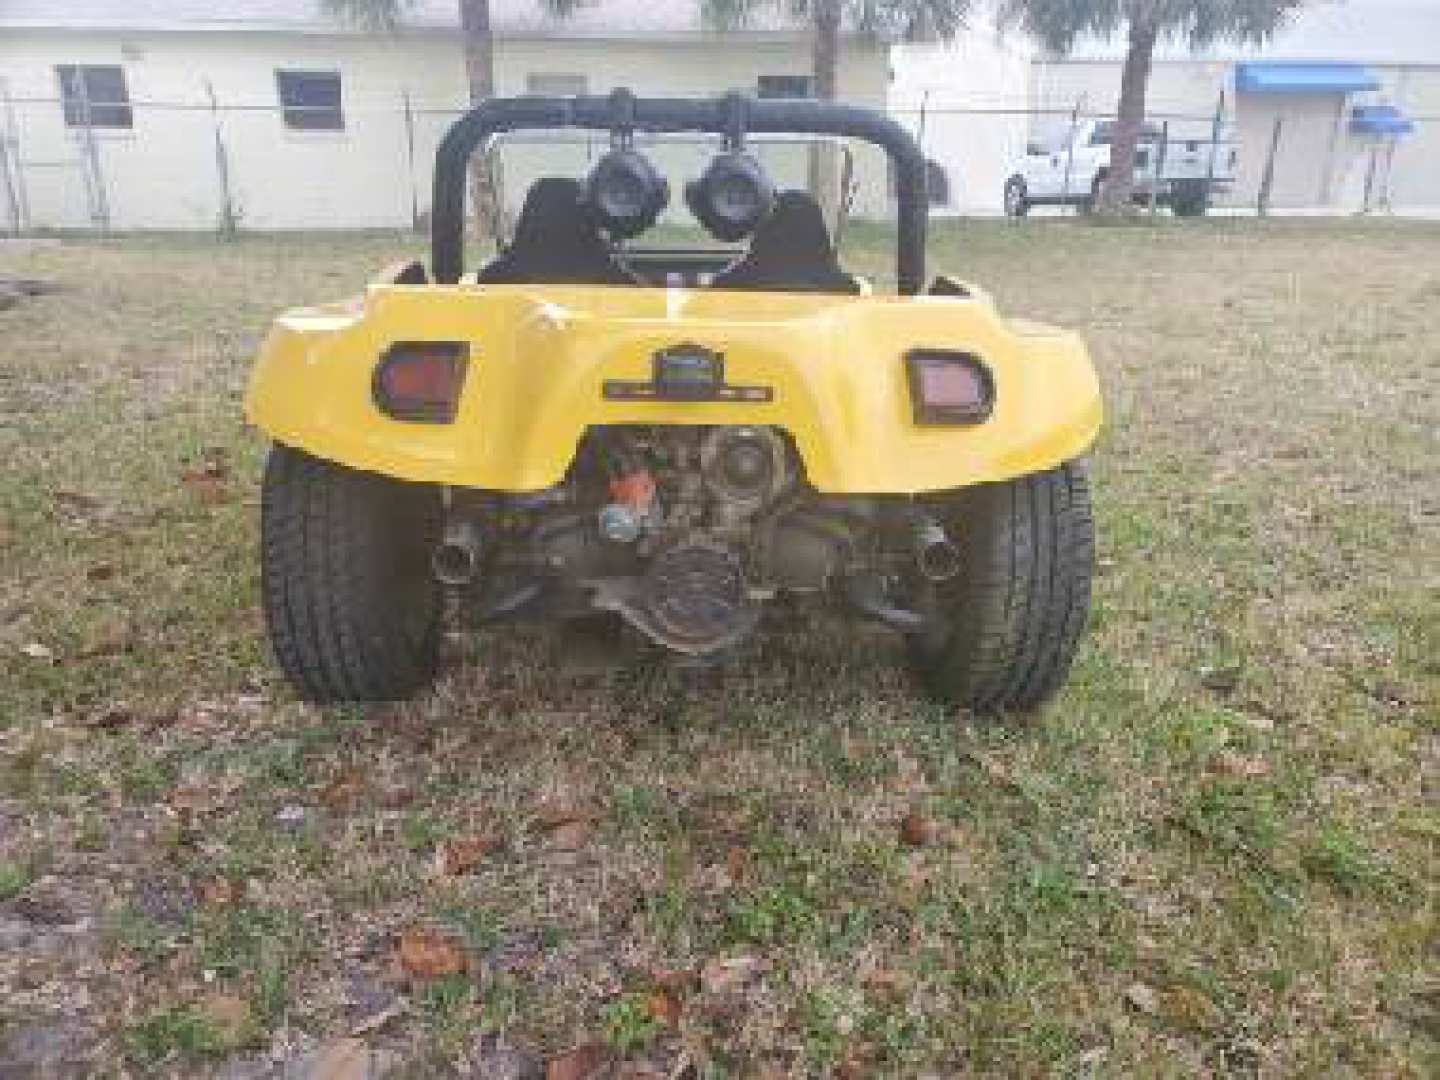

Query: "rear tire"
<box><xmin>909</xmin><ymin>461</ymin><xmax>1095</xmax><ymax>714</ymax></box>
<box><xmin>261</xmin><ymin>444</ymin><xmax>444</xmax><ymax>703</ymax></box>
<box><xmin>1003</xmin><ymin>176</ymin><xmax>1030</xmax><ymax>218</ymax></box>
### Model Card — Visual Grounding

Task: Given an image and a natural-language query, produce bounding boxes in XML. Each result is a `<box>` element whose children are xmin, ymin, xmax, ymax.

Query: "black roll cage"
<box><xmin>431</xmin><ymin>89</ymin><xmax>929</xmax><ymax>294</ymax></box>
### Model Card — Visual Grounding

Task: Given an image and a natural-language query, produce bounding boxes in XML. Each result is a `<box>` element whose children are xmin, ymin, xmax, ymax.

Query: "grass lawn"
<box><xmin>0</xmin><ymin>219</ymin><xmax>1436</xmax><ymax>1076</ymax></box>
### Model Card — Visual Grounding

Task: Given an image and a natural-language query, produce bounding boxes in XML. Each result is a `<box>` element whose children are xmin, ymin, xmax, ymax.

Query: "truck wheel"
<box><xmin>1171</xmin><ymin>192</ymin><xmax>1209</xmax><ymax>217</ymax></box>
<box><xmin>909</xmin><ymin>461</ymin><xmax>1095</xmax><ymax>714</ymax></box>
<box><xmin>1003</xmin><ymin>176</ymin><xmax>1030</xmax><ymax>218</ymax></box>
<box><xmin>261</xmin><ymin>444</ymin><xmax>443</xmax><ymax>703</ymax></box>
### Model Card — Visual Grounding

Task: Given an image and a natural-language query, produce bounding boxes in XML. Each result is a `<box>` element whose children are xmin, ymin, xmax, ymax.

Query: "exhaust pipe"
<box><xmin>844</xmin><ymin>573</ymin><xmax>925</xmax><ymax>631</ymax></box>
<box><xmin>912</xmin><ymin>516</ymin><xmax>961</xmax><ymax>582</ymax></box>
<box><xmin>432</xmin><ymin>520</ymin><xmax>484</xmax><ymax>586</ymax></box>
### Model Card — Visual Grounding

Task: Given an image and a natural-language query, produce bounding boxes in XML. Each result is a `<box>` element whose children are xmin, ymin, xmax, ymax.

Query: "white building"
<box><xmin>0</xmin><ymin>0</ymin><xmax>903</xmax><ymax>232</ymax></box>
<box><xmin>0</xmin><ymin>0</ymin><xmax>1433</xmax><ymax>231</ymax></box>
<box><xmin>1030</xmin><ymin>0</ymin><xmax>1440</xmax><ymax>211</ymax></box>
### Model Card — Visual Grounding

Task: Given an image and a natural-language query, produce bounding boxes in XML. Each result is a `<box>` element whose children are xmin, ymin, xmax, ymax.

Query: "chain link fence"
<box><xmin>0</xmin><ymin>78</ymin><xmax>1433</xmax><ymax>237</ymax></box>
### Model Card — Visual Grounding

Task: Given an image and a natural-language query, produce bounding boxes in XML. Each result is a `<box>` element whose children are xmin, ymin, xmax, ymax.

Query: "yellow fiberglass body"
<box><xmin>245</xmin><ymin>279</ymin><xmax>1100</xmax><ymax>495</ymax></box>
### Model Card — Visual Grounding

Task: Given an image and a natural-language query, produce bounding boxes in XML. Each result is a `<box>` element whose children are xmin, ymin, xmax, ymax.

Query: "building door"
<box><xmin>1234</xmin><ymin>91</ymin><xmax>1347</xmax><ymax>208</ymax></box>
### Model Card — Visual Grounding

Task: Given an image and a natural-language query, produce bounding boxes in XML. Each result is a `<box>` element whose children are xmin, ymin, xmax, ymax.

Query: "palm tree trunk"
<box><xmin>1099</xmin><ymin>17</ymin><xmax>1157</xmax><ymax>214</ymax></box>
<box><xmin>812</xmin><ymin>0</ymin><xmax>840</xmax><ymax>100</ymax></box>
<box><xmin>808</xmin><ymin>0</ymin><xmax>842</xmax><ymax>218</ymax></box>
<box><xmin>458</xmin><ymin>0</ymin><xmax>493</xmax><ymax>102</ymax></box>
<box><xmin>458</xmin><ymin>0</ymin><xmax>502</xmax><ymax>239</ymax></box>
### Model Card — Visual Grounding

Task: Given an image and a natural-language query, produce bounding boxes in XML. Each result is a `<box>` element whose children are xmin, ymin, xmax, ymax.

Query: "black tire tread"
<box><xmin>261</xmin><ymin>444</ymin><xmax>442</xmax><ymax>703</ymax></box>
<box><xmin>913</xmin><ymin>460</ymin><xmax>1094</xmax><ymax>713</ymax></box>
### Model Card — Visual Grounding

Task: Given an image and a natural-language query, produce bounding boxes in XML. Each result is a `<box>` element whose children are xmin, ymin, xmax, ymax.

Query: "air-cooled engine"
<box><xmin>437</xmin><ymin>425</ymin><xmax>958</xmax><ymax>656</ymax></box>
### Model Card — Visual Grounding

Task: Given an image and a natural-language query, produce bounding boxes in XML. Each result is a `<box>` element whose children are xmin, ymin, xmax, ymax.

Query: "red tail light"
<box><xmin>906</xmin><ymin>349</ymin><xmax>994</xmax><ymax>425</ymax></box>
<box><xmin>373</xmin><ymin>342</ymin><xmax>468</xmax><ymax>423</ymax></box>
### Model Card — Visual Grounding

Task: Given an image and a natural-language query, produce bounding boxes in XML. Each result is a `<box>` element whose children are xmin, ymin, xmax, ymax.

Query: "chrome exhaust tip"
<box><xmin>913</xmin><ymin>518</ymin><xmax>961</xmax><ymax>583</ymax></box>
<box><xmin>433</xmin><ymin>521</ymin><xmax>484</xmax><ymax>586</ymax></box>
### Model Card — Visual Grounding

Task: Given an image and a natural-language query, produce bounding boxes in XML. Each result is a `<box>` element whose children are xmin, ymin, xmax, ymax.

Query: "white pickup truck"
<box><xmin>1003</xmin><ymin>119</ymin><xmax>1238</xmax><ymax>217</ymax></box>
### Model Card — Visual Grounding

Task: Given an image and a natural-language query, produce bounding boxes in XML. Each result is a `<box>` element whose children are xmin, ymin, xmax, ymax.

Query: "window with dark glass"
<box><xmin>56</xmin><ymin>65</ymin><xmax>132</xmax><ymax>129</ymax></box>
<box><xmin>757</xmin><ymin>75</ymin><xmax>813</xmax><ymax>100</ymax></box>
<box><xmin>276</xmin><ymin>70</ymin><xmax>344</xmax><ymax>131</ymax></box>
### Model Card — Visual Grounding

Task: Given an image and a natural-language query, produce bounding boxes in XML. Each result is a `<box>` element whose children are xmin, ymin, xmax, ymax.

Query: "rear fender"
<box><xmin>244</xmin><ymin>282</ymin><xmax>1101</xmax><ymax>494</ymax></box>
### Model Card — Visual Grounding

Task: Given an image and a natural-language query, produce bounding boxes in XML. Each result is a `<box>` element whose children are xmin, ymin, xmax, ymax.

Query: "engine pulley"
<box><xmin>589</xmin><ymin>538</ymin><xmax>758</xmax><ymax>656</ymax></box>
<box><xmin>646</xmin><ymin>539</ymin><xmax>754</xmax><ymax>652</ymax></box>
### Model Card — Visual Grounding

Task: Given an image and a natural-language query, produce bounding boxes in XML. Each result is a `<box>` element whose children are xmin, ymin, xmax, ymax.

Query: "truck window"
<box><xmin>1088</xmin><ymin>121</ymin><xmax>1164</xmax><ymax>146</ymax></box>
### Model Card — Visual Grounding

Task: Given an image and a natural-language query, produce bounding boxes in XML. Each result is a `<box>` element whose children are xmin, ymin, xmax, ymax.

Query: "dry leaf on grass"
<box><xmin>319</xmin><ymin>769</ymin><xmax>368</xmax><ymax>809</ymax></box>
<box><xmin>891</xmin><ymin>751</ymin><xmax>929</xmax><ymax>794</ymax></box>
<box><xmin>85</xmin><ymin>562</ymin><xmax>116</xmax><ymax>583</ymax></box>
<box><xmin>181</xmin><ymin>458</ymin><xmax>231</xmax><ymax>505</ymax></box>
<box><xmin>1199</xmin><ymin>665</ymin><xmax>1242</xmax><ymax>696</ymax></box>
<box><xmin>169</xmin><ymin>786</ymin><xmax>227</xmax><ymax>815</ymax></box>
<box><xmin>1236</xmin><ymin>707</ymin><xmax>1276</xmax><ymax>732</ymax></box>
<box><xmin>965</xmin><ymin>749</ymin><xmax>1023</xmax><ymax>792</ymax></box>
<box><xmin>1211</xmin><ymin>751</ymin><xmax>1272</xmax><ymax>778</ymax></box>
<box><xmin>53</xmin><ymin>489</ymin><xmax>104</xmax><ymax>513</ymax></box>
<box><xmin>350</xmin><ymin>1001</ymin><xmax>405</xmax><ymax>1036</ymax></box>
<box><xmin>535</xmin><ymin>800</ymin><xmax>598</xmax><ymax>829</ymax></box>
<box><xmin>900</xmin><ymin>810</ymin><xmax>937</xmax><ymax>847</ymax></box>
<box><xmin>862</xmin><ymin>967</ymin><xmax>911</xmax><ymax>1001</ymax></box>
<box><xmin>836</xmin><ymin>1049</ymin><xmax>880</xmax><ymax>1080</ymax></box>
<box><xmin>546</xmin><ymin>1042</ymin><xmax>610</xmax><ymax>1080</ymax></box>
<box><xmin>379</xmin><ymin>784</ymin><xmax>416</xmax><ymax>809</ymax></box>
<box><xmin>700</xmin><ymin>955</ymin><xmax>767</xmax><ymax>995</ymax></box>
<box><xmin>83</xmin><ymin>705</ymin><xmax>136</xmax><ymax>730</ymax></box>
<box><xmin>199</xmin><ymin>993</ymin><xmax>251</xmax><ymax>1046</ymax></box>
<box><xmin>724</xmin><ymin>845</ymin><xmax>749</xmax><ymax>884</ymax></box>
<box><xmin>651</xmin><ymin>967</ymin><xmax>699</xmax><ymax>995</ymax></box>
<box><xmin>646</xmin><ymin>988</ymin><xmax>682</xmax><ymax>1026</ymax></box>
<box><xmin>547</xmin><ymin>819</ymin><xmax>595</xmax><ymax>851</ymax></box>
<box><xmin>309</xmin><ymin>1038</ymin><xmax>372</xmax><ymax>1080</ymax></box>
<box><xmin>1124</xmin><ymin>981</ymin><xmax>1159</xmax><ymax>1015</ymax></box>
<box><xmin>20</xmin><ymin>642</ymin><xmax>56</xmax><ymax>663</ymax></box>
<box><xmin>436</xmin><ymin>835</ymin><xmax>500</xmax><ymax>876</ymax></box>
<box><xmin>198</xmin><ymin>878</ymin><xmax>241</xmax><ymax>907</ymax></box>
<box><xmin>1159</xmin><ymin>985</ymin><xmax>1222</xmax><ymax>1032</ymax></box>
<box><xmin>396</xmin><ymin>924</ymin><xmax>468</xmax><ymax>981</ymax></box>
<box><xmin>75</xmin><ymin>620</ymin><xmax>133</xmax><ymax>660</ymax></box>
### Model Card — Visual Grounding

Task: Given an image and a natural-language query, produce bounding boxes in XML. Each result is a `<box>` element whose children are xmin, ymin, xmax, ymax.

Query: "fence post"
<box><xmin>1206</xmin><ymin>87</ymin><xmax>1225</xmax><ymax>187</ymax></box>
<box><xmin>402</xmin><ymin>90</ymin><xmax>420</xmax><ymax>231</ymax></box>
<box><xmin>1257</xmin><ymin>116</ymin><xmax>1283</xmax><ymax>216</ymax></box>
<box><xmin>1061</xmin><ymin>96</ymin><xmax>1081</xmax><ymax>200</ymax></box>
<box><xmin>1148</xmin><ymin>120</ymin><xmax>1168</xmax><ymax>216</ymax></box>
<box><xmin>0</xmin><ymin>81</ymin><xmax>28</xmax><ymax>233</ymax></box>
<box><xmin>1379</xmin><ymin>138</ymin><xmax>1397</xmax><ymax>212</ymax></box>
<box><xmin>67</xmin><ymin>67</ymin><xmax>111</xmax><ymax>233</ymax></box>
<box><xmin>1360</xmin><ymin>143</ymin><xmax>1378</xmax><ymax>213</ymax></box>
<box><xmin>205</xmin><ymin>80</ymin><xmax>238</xmax><ymax>236</ymax></box>
<box><xmin>0</xmin><ymin>81</ymin><xmax>19</xmax><ymax>235</ymax></box>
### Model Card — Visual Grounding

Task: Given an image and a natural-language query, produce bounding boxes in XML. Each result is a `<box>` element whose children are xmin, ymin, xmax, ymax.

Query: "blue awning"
<box><xmin>1235</xmin><ymin>62</ymin><xmax>1380</xmax><ymax>94</ymax></box>
<box><xmin>1351</xmin><ymin>104</ymin><xmax>1415</xmax><ymax>137</ymax></box>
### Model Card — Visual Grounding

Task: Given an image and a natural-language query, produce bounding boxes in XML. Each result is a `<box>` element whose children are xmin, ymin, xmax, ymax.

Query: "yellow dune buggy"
<box><xmin>246</xmin><ymin>90</ymin><xmax>1101</xmax><ymax>710</ymax></box>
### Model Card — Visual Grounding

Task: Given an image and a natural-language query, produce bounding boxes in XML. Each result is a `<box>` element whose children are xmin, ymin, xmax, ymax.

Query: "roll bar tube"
<box><xmin>431</xmin><ymin>92</ymin><xmax>929</xmax><ymax>294</ymax></box>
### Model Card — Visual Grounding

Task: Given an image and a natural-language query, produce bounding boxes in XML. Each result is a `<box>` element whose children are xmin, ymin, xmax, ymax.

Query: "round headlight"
<box><xmin>584</xmin><ymin>148</ymin><xmax>670</xmax><ymax>240</ymax></box>
<box><xmin>685</xmin><ymin>152</ymin><xmax>775</xmax><ymax>242</ymax></box>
